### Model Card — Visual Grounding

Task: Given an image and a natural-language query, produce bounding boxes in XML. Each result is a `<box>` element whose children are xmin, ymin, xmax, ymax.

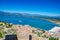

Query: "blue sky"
<box><xmin>0</xmin><ymin>0</ymin><xmax>60</xmax><ymax>16</ymax></box>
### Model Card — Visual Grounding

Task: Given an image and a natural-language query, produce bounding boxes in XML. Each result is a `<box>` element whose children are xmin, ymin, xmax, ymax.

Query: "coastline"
<box><xmin>40</xmin><ymin>18</ymin><xmax>60</xmax><ymax>26</ymax></box>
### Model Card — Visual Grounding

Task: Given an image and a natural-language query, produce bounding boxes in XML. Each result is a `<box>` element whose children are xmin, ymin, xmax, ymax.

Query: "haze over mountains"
<box><xmin>0</xmin><ymin>11</ymin><xmax>60</xmax><ymax>20</ymax></box>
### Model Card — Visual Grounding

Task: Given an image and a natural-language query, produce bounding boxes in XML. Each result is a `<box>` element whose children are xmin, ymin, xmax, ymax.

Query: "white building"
<box><xmin>49</xmin><ymin>26</ymin><xmax>60</xmax><ymax>33</ymax></box>
<box><xmin>49</xmin><ymin>26</ymin><xmax>60</xmax><ymax>40</ymax></box>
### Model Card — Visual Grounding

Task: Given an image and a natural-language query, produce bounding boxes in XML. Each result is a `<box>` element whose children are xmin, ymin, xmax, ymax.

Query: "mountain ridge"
<box><xmin>0</xmin><ymin>11</ymin><xmax>60</xmax><ymax>20</ymax></box>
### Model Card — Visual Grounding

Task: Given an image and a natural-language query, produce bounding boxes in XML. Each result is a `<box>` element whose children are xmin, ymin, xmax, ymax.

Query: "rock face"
<box><xmin>12</xmin><ymin>25</ymin><xmax>47</xmax><ymax>40</ymax></box>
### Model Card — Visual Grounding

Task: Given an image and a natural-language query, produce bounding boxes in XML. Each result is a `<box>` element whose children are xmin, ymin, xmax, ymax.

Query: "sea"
<box><xmin>0</xmin><ymin>15</ymin><xmax>57</xmax><ymax>30</ymax></box>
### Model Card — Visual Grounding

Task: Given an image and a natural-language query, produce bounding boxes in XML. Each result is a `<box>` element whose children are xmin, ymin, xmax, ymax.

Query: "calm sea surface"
<box><xmin>0</xmin><ymin>15</ymin><xmax>57</xmax><ymax>30</ymax></box>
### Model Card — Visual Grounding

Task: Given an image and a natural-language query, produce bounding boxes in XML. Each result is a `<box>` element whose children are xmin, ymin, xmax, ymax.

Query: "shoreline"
<box><xmin>41</xmin><ymin>18</ymin><xmax>60</xmax><ymax>25</ymax></box>
<box><xmin>0</xmin><ymin>21</ymin><xmax>57</xmax><ymax>31</ymax></box>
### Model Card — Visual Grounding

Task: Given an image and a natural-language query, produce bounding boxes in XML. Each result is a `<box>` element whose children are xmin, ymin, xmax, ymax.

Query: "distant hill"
<box><xmin>0</xmin><ymin>11</ymin><xmax>60</xmax><ymax>20</ymax></box>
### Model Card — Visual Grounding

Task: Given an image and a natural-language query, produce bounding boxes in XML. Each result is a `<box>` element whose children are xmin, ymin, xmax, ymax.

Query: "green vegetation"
<box><xmin>32</xmin><ymin>30</ymin><xmax>35</xmax><ymax>33</ymax></box>
<box><xmin>0</xmin><ymin>22</ymin><xmax>12</xmax><ymax>28</ymax></box>
<box><xmin>32</xmin><ymin>29</ymin><xmax>45</xmax><ymax>37</ymax></box>
<box><xmin>37</xmin><ymin>32</ymin><xmax>42</xmax><ymax>37</ymax></box>
<box><xmin>0</xmin><ymin>22</ymin><xmax>16</xmax><ymax>39</ymax></box>
<box><xmin>49</xmin><ymin>37</ymin><xmax>59</xmax><ymax>40</ymax></box>
<box><xmin>0</xmin><ymin>33</ymin><xmax>3</xmax><ymax>38</ymax></box>
<box><xmin>42</xmin><ymin>35</ymin><xmax>48</xmax><ymax>38</ymax></box>
<box><xmin>11</xmin><ymin>29</ymin><xmax>16</xmax><ymax>34</ymax></box>
<box><xmin>3</xmin><ymin>22</ymin><xmax>8</xmax><ymax>25</ymax></box>
<box><xmin>32</xmin><ymin>30</ymin><xmax>37</xmax><ymax>34</ymax></box>
<box><xmin>41</xmin><ymin>30</ymin><xmax>45</xmax><ymax>33</ymax></box>
<box><xmin>0</xmin><ymin>24</ymin><xmax>3</xmax><ymax>26</ymax></box>
<box><xmin>2</xmin><ymin>31</ymin><xmax>7</xmax><ymax>35</ymax></box>
<box><xmin>0</xmin><ymin>28</ymin><xmax>2</xmax><ymax>31</ymax></box>
<box><xmin>6</xmin><ymin>24</ymin><xmax>12</xmax><ymax>28</ymax></box>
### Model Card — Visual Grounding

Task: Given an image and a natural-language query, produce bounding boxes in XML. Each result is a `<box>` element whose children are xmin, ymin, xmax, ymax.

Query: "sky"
<box><xmin>0</xmin><ymin>0</ymin><xmax>60</xmax><ymax>16</ymax></box>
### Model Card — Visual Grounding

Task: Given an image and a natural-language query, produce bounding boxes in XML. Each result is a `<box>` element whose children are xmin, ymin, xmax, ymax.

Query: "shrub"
<box><xmin>49</xmin><ymin>37</ymin><xmax>59</xmax><ymax>40</ymax></box>
<box><xmin>41</xmin><ymin>30</ymin><xmax>45</xmax><ymax>33</ymax></box>
<box><xmin>37</xmin><ymin>32</ymin><xmax>41</xmax><ymax>37</ymax></box>
<box><xmin>32</xmin><ymin>30</ymin><xmax>35</xmax><ymax>33</ymax></box>
<box><xmin>0</xmin><ymin>33</ymin><xmax>3</xmax><ymax>38</ymax></box>
<box><xmin>0</xmin><ymin>24</ymin><xmax>3</xmax><ymax>26</ymax></box>
<box><xmin>6</xmin><ymin>24</ymin><xmax>12</xmax><ymax>28</ymax></box>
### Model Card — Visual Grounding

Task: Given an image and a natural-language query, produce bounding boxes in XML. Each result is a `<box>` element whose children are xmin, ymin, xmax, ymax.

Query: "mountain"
<box><xmin>0</xmin><ymin>11</ymin><xmax>60</xmax><ymax>20</ymax></box>
<box><xmin>0</xmin><ymin>11</ymin><xmax>26</xmax><ymax>17</ymax></box>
